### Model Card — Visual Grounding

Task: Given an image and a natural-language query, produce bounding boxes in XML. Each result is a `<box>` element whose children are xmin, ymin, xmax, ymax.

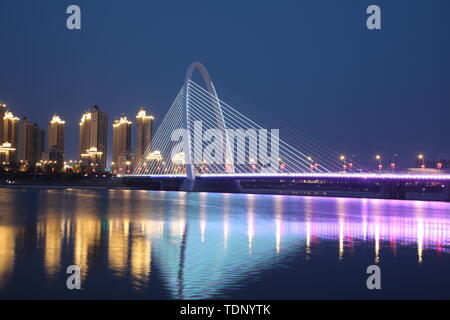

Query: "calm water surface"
<box><xmin>0</xmin><ymin>188</ymin><xmax>449</xmax><ymax>299</ymax></box>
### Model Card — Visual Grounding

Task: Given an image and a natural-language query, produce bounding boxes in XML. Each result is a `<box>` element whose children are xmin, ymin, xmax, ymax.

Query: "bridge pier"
<box><xmin>379</xmin><ymin>181</ymin><xmax>406</xmax><ymax>200</ymax></box>
<box><xmin>443</xmin><ymin>182</ymin><xmax>450</xmax><ymax>202</ymax></box>
<box><xmin>180</xmin><ymin>178</ymin><xmax>241</xmax><ymax>193</ymax></box>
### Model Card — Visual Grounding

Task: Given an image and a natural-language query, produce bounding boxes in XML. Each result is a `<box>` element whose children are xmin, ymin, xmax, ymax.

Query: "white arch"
<box><xmin>183</xmin><ymin>62</ymin><xmax>234</xmax><ymax>180</ymax></box>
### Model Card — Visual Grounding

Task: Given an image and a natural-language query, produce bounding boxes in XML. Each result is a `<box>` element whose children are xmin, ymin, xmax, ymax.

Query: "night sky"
<box><xmin>0</xmin><ymin>0</ymin><xmax>449</xmax><ymax>168</ymax></box>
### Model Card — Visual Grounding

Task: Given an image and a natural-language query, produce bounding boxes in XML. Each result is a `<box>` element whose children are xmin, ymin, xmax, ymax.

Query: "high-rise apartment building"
<box><xmin>79</xmin><ymin>105</ymin><xmax>108</xmax><ymax>171</ymax></box>
<box><xmin>0</xmin><ymin>103</ymin><xmax>6</xmax><ymax>143</ymax></box>
<box><xmin>2</xmin><ymin>110</ymin><xmax>20</xmax><ymax>163</ymax></box>
<box><xmin>135</xmin><ymin>107</ymin><xmax>154</xmax><ymax>167</ymax></box>
<box><xmin>47</xmin><ymin>114</ymin><xmax>65</xmax><ymax>163</ymax></box>
<box><xmin>112</xmin><ymin>115</ymin><xmax>133</xmax><ymax>173</ymax></box>
<box><xmin>18</xmin><ymin>117</ymin><xmax>43</xmax><ymax>164</ymax></box>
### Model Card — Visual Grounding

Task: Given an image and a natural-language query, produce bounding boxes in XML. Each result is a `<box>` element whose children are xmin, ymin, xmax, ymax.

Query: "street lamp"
<box><xmin>307</xmin><ymin>156</ymin><xmax>315</xmax><ymax>170</ymax></box>
<box><xmin>375</xmin><ymin>155</ymin><xmax>382</xmax><ymax>171</ymax></box>
<box><xmin>418</xmin><ymin>154</ymin><xmax>425</xmax><ymax>168</ymax></box>
<box><xmin>390</xmin><ymin>154</ymin><xmax>398</xmax><ymax>172</ymax></box>
<box><xmin>347</xmin><ymin>154</ymin><xmax>355</xmax><ymax>171</ymax></box>
<box><xmin>340</xmin><ymin>155</ymin><xmax>347</xmax><ymax>171</ymax></box>
<box><xmin>437</xmin><ymin>153</ymin><xmax>444</xmax><ymax>170</ymax></box>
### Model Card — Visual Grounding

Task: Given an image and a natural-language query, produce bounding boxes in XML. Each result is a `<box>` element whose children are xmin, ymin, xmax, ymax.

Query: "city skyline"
<box><xmin>0</xmin><ymin>102</ymin><xmax>158</xmax><ymax>169</ymax></box>
<box><xmin>1</xmin><ymin>99</ymin><xmax>449</xmax><ymax>170</ymax></box>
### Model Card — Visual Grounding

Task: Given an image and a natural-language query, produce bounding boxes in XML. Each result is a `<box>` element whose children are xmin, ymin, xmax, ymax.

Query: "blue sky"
<box><xmin>0</xmin><ymin>0</ymin><xmax>449</xmax><ymax>167</ymax></box>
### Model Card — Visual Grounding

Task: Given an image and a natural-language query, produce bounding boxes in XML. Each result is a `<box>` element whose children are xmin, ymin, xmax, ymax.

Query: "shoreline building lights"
<box><xmin>79</xmin><ymin>106</ymin><xmax>108</xmax><ymax>171</ymax></box>
<box><xmin>172</xmin><ymin>152</ymin><xmax>185</xmax><ymax>164</ymax></box>
<box><xmin>172</xmin><ymin>152</ymin><xmax>185</xmax><ymax>173</ymax></box>
<box><xmin>143</xmin><ymin>150</ymin><xmax>162</xmax><ymax>173</ymax></box>
<box><xmin>146</xmin><ymin>150</ymin><xmax>162</xmax><ymax>161</ymax></box>
<box><xmin>135</xmin><ymin>107</ymin><xmax>154</xmax><ymax>167</ymax></box>
<box><xmin>81</xmin><ymin>147</ymin><xmax>103</xmax><ymax>172</ymax></box>
<box><xmin>0</xmin><ymin>142</ymin><xmax>16</xmax><ymax>164</ymax></box>
<box><xmin>112</xmin><ymin>115</ymin><xmax>133</xmax><ymax>174</ymax></box>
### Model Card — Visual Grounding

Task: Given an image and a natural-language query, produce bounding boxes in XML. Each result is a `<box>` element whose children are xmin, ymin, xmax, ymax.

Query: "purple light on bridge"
<box><xmin>127</xmin><ymin>172</ymin><xmax>450</xmax><ymax>181</ymax></box>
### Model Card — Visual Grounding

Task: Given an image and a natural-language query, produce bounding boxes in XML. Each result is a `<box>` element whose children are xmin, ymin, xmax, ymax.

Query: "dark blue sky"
<box><xmin>0</xmin><ymin>0</ymin><xmax>449</xmax><ymax>167</ymax></box>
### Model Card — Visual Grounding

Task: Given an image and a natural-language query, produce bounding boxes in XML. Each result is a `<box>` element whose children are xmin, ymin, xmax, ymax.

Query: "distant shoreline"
<box><xmin>0</xmin><ymin>184</ymin><xmax>136</xmax><ymax>191</ymax></box>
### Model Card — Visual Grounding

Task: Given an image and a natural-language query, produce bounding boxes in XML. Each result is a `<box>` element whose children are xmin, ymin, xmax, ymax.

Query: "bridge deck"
<box><xmin>126</xmin><ymin>172</ymin><xmax>450</xmax><ymax>181</ymax></box>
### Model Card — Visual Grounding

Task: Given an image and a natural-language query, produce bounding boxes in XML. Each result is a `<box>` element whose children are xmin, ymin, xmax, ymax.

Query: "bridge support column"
<box><xmin>443</xmin><ymin>182</ymin><xmax>450</xmax><ymax>202</ymax></box>
<box><xmin>380</xmin><ymin>181</ymin><xmax>406</xmax><ymax>200</ymax></box>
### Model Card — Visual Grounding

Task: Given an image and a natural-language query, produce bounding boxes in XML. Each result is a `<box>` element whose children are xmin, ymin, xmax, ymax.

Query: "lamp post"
<box><xmin>347</xmin><ymin>154</ymin><xmax>355</xmax><ymax>172</ymax></box>
<box><xmin>390</xmin><ymin>154</ymin><xmax>398</xmax><ymax>172</ymax></box>
<box><xmin>307</xmin><ymin>156</ymin><xmax>314</xmax><ymax>171</ymax></box>
<box><xmin>438</xmin><ymin>153</ymin><xmax>444</xmax><ymax>170</ymax></box>
<box><xmin>418</xmin><ymin>154</ymin><xmax>425</xmax><ymax>168</ymax></box>
<box><xmin>340</xmin><ymin>155</ymin><xmax>347</xmax><ymax>171</ymax></box>
<box><xmin>375</xmin><ymin>155</ymin><xmax>382</xmax><ymax>171</ymax></box>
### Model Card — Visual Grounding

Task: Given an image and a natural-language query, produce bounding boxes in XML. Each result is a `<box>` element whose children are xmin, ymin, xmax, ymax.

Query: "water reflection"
<box><xmin>0</xmin><ymin>189</ymin><xmax>449</xmax><ymax>299</ymax></box>
<box><xmin>0</xmin><ymin>225</ymin><xmax>16</xmax><ymax>289</ymax></box>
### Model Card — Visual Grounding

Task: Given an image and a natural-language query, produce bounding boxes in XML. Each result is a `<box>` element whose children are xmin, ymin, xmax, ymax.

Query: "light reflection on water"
<box><xmin>0</xmin><ymin>188</ymin><xmax>449</xmax><ymax>299</ymax></box>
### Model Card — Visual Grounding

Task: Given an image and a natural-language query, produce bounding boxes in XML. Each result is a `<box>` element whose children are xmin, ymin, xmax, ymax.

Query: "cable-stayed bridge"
<box><xmin>129</xmin><ymin>62</ymin><xmax>450</xmax><ymax>199</ymax></box>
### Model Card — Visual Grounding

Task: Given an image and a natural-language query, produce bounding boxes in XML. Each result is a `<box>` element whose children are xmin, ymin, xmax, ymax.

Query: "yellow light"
<box><xmin>340</xmin><ymin>155</ymin><xmax>345</xmax><ymax>161</ymax></box>
<box><xmin>3</xmin><ymin>111</ymin><xmax>19</xmax><ymax>121</ymax></box>
<box><xmin>172</xmin><ymin>152</ymin><xmax>186</xmax><ymax>164</ymax></box>
<box><xmin>375</xmin><ymin>155</ymin><xmax>381</xmax><ymax>160</ymax></box>
<box><xmin>136</xmin><ymin>108</ymin><xmax>155</xmax><ymax>120</ymax></box>
<box><xmin>86</xmin><ymin>146</ymin><xmax>103</xmax><ymax>155</ymax></box>
<box><xmin>146</xmin><ymin>150</ymin><xmax>162</xmax><ymax>161</ymax></box>
<box><xmin>80</xmin><ymin>112</ymin><xmax>91</xmax><ymax>125</ymax></box>
<box><xmin>0</xmin><ymin>142</ymin><xmax>16</xmax><ymax>152</ymax></box>
<box><xmin>113</xmin><ymin>116</ymin><xmax>132</xmax><ymax>127</ymax></box>
<box><xmin>50</xmin><ymin>114</ymin><xmax>65</xmax><ymax>125</ymax></box>
<box><xmin>418</xmin><ymin>154</ymin><xmax>424</xmax><ymax>159</ymax></box>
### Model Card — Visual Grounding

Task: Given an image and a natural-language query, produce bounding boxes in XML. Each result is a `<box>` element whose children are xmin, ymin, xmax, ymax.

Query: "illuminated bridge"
<box><xmin>128</xmin><ymin>62</ymin><xmax>450</xmax><ymax>200</ymax></box>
